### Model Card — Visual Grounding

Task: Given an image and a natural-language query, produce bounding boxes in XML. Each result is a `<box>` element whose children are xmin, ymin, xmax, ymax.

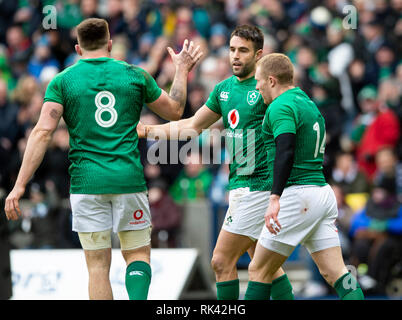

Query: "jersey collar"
<box><xmin>234</xmin><ymin>75</ymin><xmax>255</xmax><ymax>85</ymax></box>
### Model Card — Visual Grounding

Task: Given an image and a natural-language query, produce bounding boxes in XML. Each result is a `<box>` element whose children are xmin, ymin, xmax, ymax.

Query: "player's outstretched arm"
<box><xmin>146</xmin><ymin>39</ymin><xmax>203</xmax><ymax>121</ymax></box>
<box><xmin>138</xmin><ymin>105</ymin><xmax>220</xmax><ymax>140</ymax></box>
<box><xmin>4</xmin><ymin>101</ymin><xmax>63</xmax><ymax>221</ymax></box>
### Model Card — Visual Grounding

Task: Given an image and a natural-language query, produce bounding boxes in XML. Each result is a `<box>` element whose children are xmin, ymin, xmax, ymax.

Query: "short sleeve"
<box><xmin>269</xmin><ymin>103</ymin><xmax>297</xmax><ymax>139</ymax></box>
<box><xmin>44</xmin><ymin>74</ymin><xmax>64</xmax><ymax>105</ymax></box>
<box><xmin>261</xmin><ymin>109</ymin><xmax>270</xmax><ymax>134</ymax></box>
<box><xmin>205</xmin><ymin>85</ymin><xmax>221</xmax><ymax>115</ymax></box>
<box><xmin>141</xmin><ymin>69</ymin><xmax>162</xmax><ymax>103</ymax></box>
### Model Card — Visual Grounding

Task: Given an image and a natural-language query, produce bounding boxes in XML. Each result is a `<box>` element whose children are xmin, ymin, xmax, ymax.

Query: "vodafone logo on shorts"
<box><xmin>133</xmin><ymin>209</ymin><xmax>143</xmax><ymax>220</ymax></box>
<box><xmin>130</xmin><ymin>209</ymin><xmax>145</xmax><ymax>225</ymax></box>
<box><xmin>228</xmin><ymin>109</ymin><xmax>239</xmax><ymax>129</ymax></box>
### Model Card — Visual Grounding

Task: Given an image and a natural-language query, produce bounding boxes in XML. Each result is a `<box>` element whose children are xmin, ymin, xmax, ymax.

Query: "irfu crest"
<box><xmin>247</xmin><ymin>90</ymin><xmax>260</xmax><ymax>105</ymax></box>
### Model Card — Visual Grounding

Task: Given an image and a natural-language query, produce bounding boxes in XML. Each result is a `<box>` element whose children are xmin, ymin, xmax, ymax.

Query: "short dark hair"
<box><xmin>230</xmin><ymin>25</ymin><xmax>264</xmax><ymax>52</ymax></box>
<box><xmin>76</xmin><ymin>18</ymin><xmax>110</xmax><ymax>51</ymax></box>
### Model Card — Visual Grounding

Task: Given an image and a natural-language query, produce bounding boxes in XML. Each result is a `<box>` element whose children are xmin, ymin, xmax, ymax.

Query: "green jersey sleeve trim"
<box><xmin>43</xmin><ymin>96</ymin><xmax>64</xmax><ymax>104</ymax></box>
<box><xmin>137</xmin><ymin>67</ymin><xmax>162</xmax><ymax>104</ymax></box>
<box><xmin>145</xmin><ymin>86</ymin><xmax>162</xmax><ymax>104</ymax></box>
<box><xmin>44</xmin><ymin>74</ymin><xmax>64</xmax><ymax>105</ymax></box>
<box><xmin>205</xmin><ymin>84</ymin><xmax>221</xmax><ymax>115</ymax></box>
<box><xmin>269</xmin><ymin>103</ymin><xmax>297</xmax><ymax>139</ymax></box>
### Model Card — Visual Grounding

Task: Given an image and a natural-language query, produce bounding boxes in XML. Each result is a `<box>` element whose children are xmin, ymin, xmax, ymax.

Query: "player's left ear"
<box><xmin>255</xmin><ymin>49</ymin><xmax>263</xmax><ymax>61</ymax></box>
<box><xmin>269</xmin><ymin>75</ymin><xmax>276</xmax><ymax>88</ymax></box>
<box><xmin>75</xmin><ymin>44</ymin><xmax>82</xmax><ymax>56</ymax></box>
<box><xmin>107</xmin><ymin>39</ymin><xmax>113</xmax><ymax>53</ymax></box>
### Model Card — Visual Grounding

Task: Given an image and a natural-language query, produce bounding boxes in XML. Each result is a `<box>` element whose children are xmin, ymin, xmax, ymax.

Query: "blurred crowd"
<box><xmin>0</xmin><ymin>0</ymin><xmax>402</xmax><ymax>297</ymax></box>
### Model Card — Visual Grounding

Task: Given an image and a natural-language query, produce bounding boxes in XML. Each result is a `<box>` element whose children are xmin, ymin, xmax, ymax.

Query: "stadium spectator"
<box><xmin>332</xmin><ymin>184</ymin><xmax>355</xmax><ymax>256</ymax></box>
<box><xmin>169</xmin><ymin>151</ymin><xmax>213</xmax><ymax>204</ymax></box>
<box><xmin>209</xmin><ymin>23</ymin><xmax>229</xmax><ymax>55</ymax></box>
<box><xmin>42</xmin><ymin>125</ymin><xmax>70</xmax><ymax>199</ymax></box>
<box><xmin>329</xmin><ymin>151</ymin><xmax>371</xmax><ymax>195</ymax></box>
<box><xmin>5</xmin><ymin>24</ymin><xmax>31</xmax><ymax>79</ymax></box>
<box><xmin>294</xmin><ymin>45</ymin><xmax>316</xmax><ymax>96</ymax></box>
<box><xmin>326</xmin><ymin>17</ymin><xmax>355</xmax><ymax>117</ymax></box>
<box><xmin>0</xmin><ymin>79</ymin><xmax>24</xmax><ymax>192</ymax></box>
<box><xmin>348</xmin><ymin>59</ymin><xmax>372</xmax><ymax>114</ymax></box>
<box><xmin>349</xmin><ymin>147</ymin><xmax>402</xmax><ymax>293</ymax></box>
<box><xmin>5</xmin><ymin>24</ymin><xmax>31</xmax><ymax>62</ymax></box>
<box><xmin>120</xmin><ymin>0</ymin><xmax>148</xmax><ymax>53</ymax></box>
<box><xmin>353</xmin><ymin>86</ymin><xmax>400</xmax><ymax>180</ymax></box>
<box><xmin>209</xmin><ymin>162</ymin><xmax>230</xmax><ymax>242</ymax></box>
<box><xmin>359</xmin><ymin>18</ymin><xmax>386</xmax><ymax>68</ymax></box>
<box><xmin>148</xmin><ymin>179</ymin><xmax>183</xmax><ymax>248</ymax></box>
<box><xmin>0</xmin><ymin>1</ymin><xmax>17</xmax><ymax>44</ymax></box>
<box><xmin>55</xmin><ymin>0</ymin><xmax>83</xmax><ymax>30</ymax></box>
<box><xmin>80</xmin><ymin>0</ymin><xmax>101</xmax><ymax>20</ymax></box>
<box><xmin>311</xmin><ymin>83</ymin><xmax>344</xmax><ymax>177</ymax></box>
<box><xmin>374</xmin><ymin>43</ymin><xmax>398</xmax><ymax>81</ymax></box>
<box><xmin>11</xmin><ymin>74</ymin><xmax>39</xmax><ymax>111</ymax></box>
<box><xmin>28</xmin><ymin>36</ymin><xmax>60</xmax><ymax>80</ymax></box>
<box><xmin>24</xmin><ymin>182</ymin><xmax>60</xmax><ymax>249</ymax></box>
<box><xmin>106</xmin><ymin>0</ymin><xmax>125</xmax><ymax>36</ymax></box>
<box><xmin>0</xmin><ymin>79</ymin><xmax>22</xmax><ymax>152</ymax></box>
<box><xmin>188</xmin><ymin>82</ymin><xmax>207</xmax><ymax>115</ymax></box>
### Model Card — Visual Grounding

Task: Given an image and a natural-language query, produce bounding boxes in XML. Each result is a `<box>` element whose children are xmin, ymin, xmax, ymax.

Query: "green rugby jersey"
<box><xmin>44</xmin><ymin>57</ymin><xmax>162</xmax><ymax>194</ymax></box>
<box><xmin>205</xmin><ymin>75</ymin><xmax>270</xmax><ymax>191</ymax></box>
<box><xmin>262</xmin><ymin>87</ymin><xmax>327</xmax><ymax>188</ymax></box>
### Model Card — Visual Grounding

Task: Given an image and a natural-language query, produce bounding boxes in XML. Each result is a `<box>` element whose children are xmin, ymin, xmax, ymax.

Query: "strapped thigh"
<box><xmin>78</xmin><ymin>229</ymin><xmax>112</xmax><ymax>250</ymax></box>
<box><xmin>118</xmin><ymin>227</ymin><xmax>152</xmax><ymax>251</ymax></box>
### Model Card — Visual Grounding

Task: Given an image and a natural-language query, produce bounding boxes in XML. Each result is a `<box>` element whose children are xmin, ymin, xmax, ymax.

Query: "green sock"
<box><xmin>271</xmin><ymin>274</ymin><xmax>295</xmax><ymax>300</ymax></box>
<box><xmin>334</xmin><ymin>272</ymin><xmax>365</xmax><ymax>300</ymax></box>
<box><xmin>244</xmin><ymin>281</ymin><xmax>272</xmax><ymax>300</ymax></box>
<box><xmin>125</xmin><ymin>261</ymin><xmax>152</xmax><ymax>300</ymax></box>
<box><xmin>216</xmin><ymin>279</ymin><xmax>239</xmax><ymax>300</ymax></box>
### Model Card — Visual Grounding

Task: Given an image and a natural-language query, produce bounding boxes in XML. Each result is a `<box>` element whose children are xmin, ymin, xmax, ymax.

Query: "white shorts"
<box><xmin>70</xmin><ymin>192</ymin><xmax>151</xmax><ymax>233</ymax></box>
<box><xmin>258</xmin><ymin>184</ymin><xmax>340</xmax><ymax>256</ymax></box>
<box><xmin>222</xmin><ymin>187</ymin><xmax>271</xmax><ymax>241</ymax></box>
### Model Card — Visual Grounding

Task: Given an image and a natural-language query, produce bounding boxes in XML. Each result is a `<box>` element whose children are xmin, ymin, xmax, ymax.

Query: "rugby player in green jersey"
<box><xmin>244</xmin><ymin>53</ymin><xmax>364</xmax><ymax>300</ymax></box>
<box><xmin>4</xmin><ymin>18</ymin><xmax>203</xmax><ymax>300</ymax></box>
<box><xmin>138</xmin><ymin>25</ymin><xmax>294</xmax><ymax>300</ymax></box>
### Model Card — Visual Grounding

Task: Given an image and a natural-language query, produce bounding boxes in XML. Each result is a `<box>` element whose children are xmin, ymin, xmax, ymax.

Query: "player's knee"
<box><xmin>248</xmin><ymin>258</ymin><xmax>277</xmax><ymax>282</ymax></box>
<box><xmin>247</xmin><ymin>259</ymin><xmax>267</xmax><ymax>281</ymax></box>
<box><xmin>211</xmin><ymin>252</ymin><xmax>233</xmax><ymax>275</ymax></box>
<box><xmin>85</xmin><ymin>250</ymin><xmax>111</xmax><ymax>277</ymax></box>
<box><xmin>247</xmin><ymin>259</ymin><xmax>258</xmax><ymax>280</ymax></box>
<box><xmin>121</xmin><ymin>244</ymin><xmax>151</xmax><ymax>266</ymax></box>
<box><xmin>88</xmin><ymin>263</ymin><xmax>110</xmax><ymax>276</ymax></box>
<box><xmin>211</xmin><ymin>254</ymin><xmax>223</xmax><ymax>273</ymax></box>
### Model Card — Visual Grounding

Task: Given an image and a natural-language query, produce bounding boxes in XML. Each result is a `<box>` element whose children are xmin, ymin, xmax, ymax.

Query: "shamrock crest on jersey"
<box><xmin>247</xmin><ymin>90</ymin><xmax>260</xmax><ymax>105</ymax></box>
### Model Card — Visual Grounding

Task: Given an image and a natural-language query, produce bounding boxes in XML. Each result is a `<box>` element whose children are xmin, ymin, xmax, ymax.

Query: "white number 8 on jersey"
<box><xmin>94</xmin><ymin>91</ymin><xmax>117</xmax><ymax>128</ymax></box>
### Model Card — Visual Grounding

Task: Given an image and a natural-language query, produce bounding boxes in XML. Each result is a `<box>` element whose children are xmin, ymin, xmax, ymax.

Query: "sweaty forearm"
<box><xmin>15</xmin><ymin>128</ymin><xmax>52</xmax><ymax>188</ymax></box>
<box><xmin>145</xmin><ymin>117</ymin><xmax>200</xmax><ymax>141</ymax></box>
<box><xmin>169</xmin><ymin>67</ymin><xmax>189</xmax><ymax>113</ymax></box>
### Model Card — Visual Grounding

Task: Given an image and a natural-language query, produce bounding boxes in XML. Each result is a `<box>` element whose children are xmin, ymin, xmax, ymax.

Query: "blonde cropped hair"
<box><xmin>257</xmin><ymin>53</ymin><xmax>294</xmax><ymax>85</ymax></box>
